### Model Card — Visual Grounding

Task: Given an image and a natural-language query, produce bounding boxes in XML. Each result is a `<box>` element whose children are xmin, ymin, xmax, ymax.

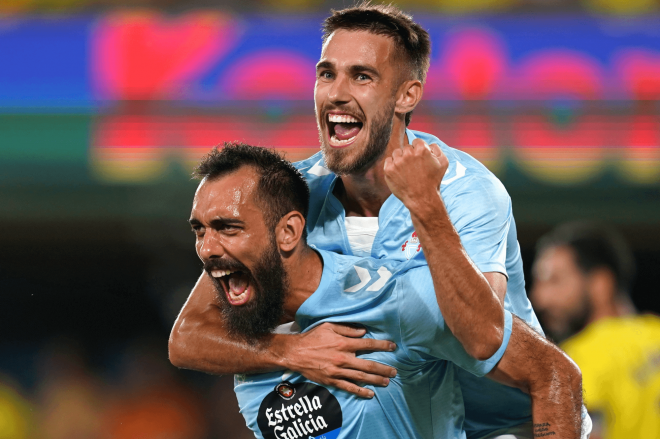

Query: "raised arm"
<box><xmin>384</xmin><ymin>140</ymin><xmax>505</xmax><ymax>360</ymax></box>
<box><xmin>169</xmin><ymin>272</ymin><xmax>397</xmax><ymax>397</ymax></box>
<box><xmin>488</xmin><ymin>316</ymin><xmax>583</xmax><ymax>438</ymax></box>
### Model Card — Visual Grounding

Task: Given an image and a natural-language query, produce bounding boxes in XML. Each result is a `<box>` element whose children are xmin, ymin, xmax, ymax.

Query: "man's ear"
<box><xmin>275</xmin><ymin>211</ymin><xmax>306</xmax><ymax>253</ymax></box>
<box><xmin>395</xmin><ymin>79</ymin><xmax>423</xmax><ymax>115</ymax></box>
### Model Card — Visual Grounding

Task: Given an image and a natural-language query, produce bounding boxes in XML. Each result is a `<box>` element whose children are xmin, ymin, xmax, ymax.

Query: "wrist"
<box><xmin>408</xmin><ymin>191</ymin><xmax>448</xmax><ymax>224</ymax></box>
<box><xmin>268</xmin><ymin>333</ymin><xmax>295</xmax><ymax>371</ymax></box>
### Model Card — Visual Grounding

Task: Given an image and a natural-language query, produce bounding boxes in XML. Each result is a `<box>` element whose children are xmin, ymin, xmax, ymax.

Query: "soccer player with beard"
<box><xmin>170</xmin><ymin>4</ymin><xmax>588</xmax><ymax>438</ymax></box>
<box><xmin>188</xmin><ymin>143</ymin><xmax>581</xmax><ymax>439</ymax></box>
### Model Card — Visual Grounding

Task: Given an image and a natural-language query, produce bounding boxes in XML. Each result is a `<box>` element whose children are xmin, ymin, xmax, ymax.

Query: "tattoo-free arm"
<box><xmin>488</xmin><ymin>316</ymin><xmax>583</xmax><ymax>438</ymax></box>
<box><xmin>168</xmin><ymin>272</ymin><xmax>397</xmax><ymax>397</ymax></box>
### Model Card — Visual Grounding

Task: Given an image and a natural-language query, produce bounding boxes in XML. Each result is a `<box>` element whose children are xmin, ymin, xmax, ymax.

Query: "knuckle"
<box><xmin>331</xmin><ymin>354</ymin><xmax>343</xmax><ymax>366</ymax></box>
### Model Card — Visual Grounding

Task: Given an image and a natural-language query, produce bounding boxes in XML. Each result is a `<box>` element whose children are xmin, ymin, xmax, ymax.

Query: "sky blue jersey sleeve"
<box><xmin>444</xmin><ymin>174</ymin><xmax>512</xmax><ymax>277</ymax></box>
<box><xmin>396</xmin><ymin>269</ymin><xmax>513</xmax><ymax>377</ymax></box>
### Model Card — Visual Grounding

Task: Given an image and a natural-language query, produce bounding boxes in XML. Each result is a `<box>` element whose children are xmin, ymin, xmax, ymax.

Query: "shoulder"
<box><xmin>562</xmin><ymin>318</ymin><xmax>631</xmax><ymax>365</ymax></box>
<box><xmin>408</xmin><ymin>129</ymin><xmax>509</xmax><ymax>204</ymax></box>
<box><xmin>294</xmin><ymin>152</ymin><xmax>334</xmax><ymax>182</ymax></box>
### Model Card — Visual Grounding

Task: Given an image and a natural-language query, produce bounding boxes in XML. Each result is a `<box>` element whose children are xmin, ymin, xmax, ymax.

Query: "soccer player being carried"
<box><xmin>187</xmin><ymin>143</ymin><xmax>581</xmax><ymax>439</ymax></box>
<box><xmin>170</xmin><ymin>4</ymin><xmax>586</xmax><ymax>438</ymax></box>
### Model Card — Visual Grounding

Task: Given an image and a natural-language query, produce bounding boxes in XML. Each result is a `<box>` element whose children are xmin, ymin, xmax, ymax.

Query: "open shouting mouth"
<box><xmin>327</xmin><ymin>112</ymin><xmax>364</xmax><ymax>148</ymax></box>
<box><xmin>210</xmin><ymin>269</ymin><xmax>253</xmax><ymax>306</ymax></box>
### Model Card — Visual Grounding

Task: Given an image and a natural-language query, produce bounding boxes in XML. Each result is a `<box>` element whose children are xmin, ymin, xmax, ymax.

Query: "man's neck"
<box><xmin>590</xmin><ymin>296</ymin><xmax>636</xmax><ymax>324</ymax></box>
<box><xmin>334</xmin><ymin>122</ymin><xmax>409</xmax><ymax>217</ymax></box>
<box><xmin>281</xmin><ymin>247</ymin><xmax>324</xmax><ymax>322</ymax></box>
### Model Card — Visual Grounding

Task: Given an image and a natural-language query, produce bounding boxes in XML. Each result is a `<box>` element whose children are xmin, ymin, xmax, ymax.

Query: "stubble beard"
<box><xmin>318</xmin><ymin>101</ymin><xmax>396</xmax><ymax>176</ymax></box>
<box><xmin>542</xmin><ymin>291</ymin><xmax>592</xmax><ymax>343</ymax></box>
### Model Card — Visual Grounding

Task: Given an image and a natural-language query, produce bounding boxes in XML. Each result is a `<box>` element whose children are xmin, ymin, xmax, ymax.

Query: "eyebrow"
<box><xmin>316</xmin><ymin>60</ymin><xmax>335</xmax><ymax>71</ymax></box>
<box><xmin>316</xmin><ymin>60</ymin><xmax>380</xmax><ymax>79</ymax></box>
<box><xmin>188</xmin><ymin>217</ymin><xmax>245</xmax><ymax>228</ymax></box>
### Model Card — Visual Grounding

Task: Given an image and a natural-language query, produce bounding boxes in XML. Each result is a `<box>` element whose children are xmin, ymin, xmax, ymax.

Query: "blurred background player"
<box><xmin>531</xmin><ymin>221</ymin><xmax>660</xmax><ymax>439</ymax></box>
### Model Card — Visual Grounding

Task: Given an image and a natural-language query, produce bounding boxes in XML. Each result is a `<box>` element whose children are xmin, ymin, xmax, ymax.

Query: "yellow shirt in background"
<box><xmin>562</xmin><ymin>315</ymin><xmax>660</xmax><ymax>439</ymax></box>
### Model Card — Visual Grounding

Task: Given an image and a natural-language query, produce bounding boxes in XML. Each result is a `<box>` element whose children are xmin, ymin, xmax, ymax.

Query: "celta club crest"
<box><xmin>401</xmin><ymin>231</ymin><xmax>422</xmax><ymax>260</ymax></box>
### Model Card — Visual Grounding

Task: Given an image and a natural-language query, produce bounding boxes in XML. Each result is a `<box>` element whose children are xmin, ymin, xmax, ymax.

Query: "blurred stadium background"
<box><xmin>0</xmin><ymin>0</ymin><xmax>659</xmax><ymax>437</ymax></box>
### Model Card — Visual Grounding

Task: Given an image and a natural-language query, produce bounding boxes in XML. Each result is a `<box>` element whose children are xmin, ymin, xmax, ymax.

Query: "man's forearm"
<box><xmin>169</xmin><ymin>272</ymin><xmax>397</xmax><ymax>397</ymax></box>
<box><xmin>408</xmin><ymin>193</ymin><xmax>505</xmax><ymax>360</ymax></box>
<box><xmin>488</xmin><ymin>317</ymin><xmax>583</xmax><ymax>438</ymax></box>
<box><xmin>528</xmin><ymin>340</ymin><xmax>583</xmax><ymax>438</ymax></box>
<box><xmin>169</xmin><ymin>273</ymin><xmax>287</xmax><ymax>374</ymax></box>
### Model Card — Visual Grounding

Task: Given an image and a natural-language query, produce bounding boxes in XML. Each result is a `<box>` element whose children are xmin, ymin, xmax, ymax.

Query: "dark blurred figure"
<box><xmin>531</xmin><ymin>221</ymin><xmax>660</xmax><ymax>439</ymax></box>
<box><xmin>102</xmin><ymin>339</ymin><xmax>208</xmax><ymax>439</ymax></box>
<box><xmin>34</xmin><ymin>340</ymin><xmax>106</xmax><ymax>439</ymax></box>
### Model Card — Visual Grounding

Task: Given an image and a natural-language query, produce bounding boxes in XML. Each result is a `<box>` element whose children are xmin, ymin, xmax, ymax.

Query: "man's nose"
<box><xmin>327</xmin><ymin>73</ymin><xmax>350</xmax><ymax>105</ymax></box>
<box><xmin>198</xmin><ymin>231</ymin><xmax>225</xmax><ymax>260</ymax></box>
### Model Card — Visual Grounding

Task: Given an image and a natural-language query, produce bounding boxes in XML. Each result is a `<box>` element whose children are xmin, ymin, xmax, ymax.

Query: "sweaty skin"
<box><xmin>170</xmin><ymin>29</ymin><xmax>506</xmax><ymax>395</ymax></box>
<box><xmin>184</xmin><ymin>164</ymin><xmax>584</xmax><ymax>438</ymax></box>
<box><xmin>384</xmin><ymin>140</ymin><xmax>583</xmax><ymax>437</ymax></box>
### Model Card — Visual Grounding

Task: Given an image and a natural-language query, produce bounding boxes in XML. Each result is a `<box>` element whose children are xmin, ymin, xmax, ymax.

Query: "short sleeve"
<box><xmin>397</xmin><ymin>269</ymin><xmax>512</xmax><ymax>377</ymax></box>
<box><xmin>444</xmin><ymin>175</ymin><xmax>512</xmax><ymax>277</ymax></box>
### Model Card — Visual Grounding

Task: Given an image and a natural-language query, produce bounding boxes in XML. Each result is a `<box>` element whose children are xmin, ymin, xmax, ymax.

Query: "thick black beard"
<box><xmin>206</xmin><ymin>237</ymin><xmax>288</xmax><ymax>343</ymax></box>
<box><xmin>319</xmin><ymin>101</ymin><xmax>396</xmax><ymax>176</ymax></box>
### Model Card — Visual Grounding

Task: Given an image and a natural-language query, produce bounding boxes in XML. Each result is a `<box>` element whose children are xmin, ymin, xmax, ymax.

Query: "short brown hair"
<box><xmin>322</xmin><ymin>2</ymin><xmax>431</xmax><ymax>126</ymax></box>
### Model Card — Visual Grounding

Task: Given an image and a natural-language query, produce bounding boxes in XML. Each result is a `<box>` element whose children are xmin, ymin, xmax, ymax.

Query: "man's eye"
<box><xmin>219</xmin><ymin>224</ymin><xmax>240</xmax><ymax>233</ymax></box>
<box><xmin>357</xmin><ymin>73</ymin><xmax>371</xmax><ymax>81</ymax></box>
<box><xmin>319</xmin><ymin>71</ymin><xmax>334</xmax><ymax>80</ymax></box>
<box><xmin>191</xmin><ymin>226</ymin><xmax>205</xmax><ymax>236</ymax></box>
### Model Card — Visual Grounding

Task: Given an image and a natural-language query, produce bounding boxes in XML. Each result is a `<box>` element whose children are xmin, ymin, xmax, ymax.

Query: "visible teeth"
<box><xmin>211</xmin><ymin>269</ymin><xmax>236</xmax><ymax>278</ymax></box>
<box><xmin>328</xmin><ymin>114</ymin><xmax>359</xmax><ymax>123</ymax></box>
<box><xmin>329</xmin><ymin>134</ymin><xmax>358</xmax><ymax>146</ymax></box>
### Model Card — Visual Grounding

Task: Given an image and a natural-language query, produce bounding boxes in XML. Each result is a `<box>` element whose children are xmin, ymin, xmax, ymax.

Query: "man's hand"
<box><xmin>170</xmin><ymin>273</ymin><xmax>397</xmax><ymax>398</ymax></box>
<box><xmin>282</xmin><ymin>323</ymin><xmax>397</xmax><ymax>399</ymax></box>
<box><xmin>383</xmin><ymin>138</ymin><xmax>449</xmax><ymax>211</ymax></box>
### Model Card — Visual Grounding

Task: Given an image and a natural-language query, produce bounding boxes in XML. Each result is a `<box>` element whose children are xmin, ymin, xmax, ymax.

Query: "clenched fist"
<box><xmin>383</xmin><ymin>138</ymin><xmax>449</xmax><ymax>212</ymax></box>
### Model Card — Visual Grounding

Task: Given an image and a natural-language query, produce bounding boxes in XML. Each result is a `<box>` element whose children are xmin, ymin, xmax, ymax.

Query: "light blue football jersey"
<box><xmin>294</xmin><ymin>129</ymin><xmax>540</xmax><ymax>438</ymax></box>
<box><xmin>234</xmin><ymin>249</ymin><xmax>513</xmax><ymax>439</ymax></box>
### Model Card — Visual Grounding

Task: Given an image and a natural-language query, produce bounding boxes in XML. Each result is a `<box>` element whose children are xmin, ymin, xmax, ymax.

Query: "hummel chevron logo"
<box><xmin>441</xmin><ymin>161</ymin><xmax>466</xmax><ymax>186</ymax></box>
<box><xmin>367</xmin><ymin>266</ymin><xmax>392</xmax><ymax>291</ymax></box>
<box><xmin>308</xmin><ymin>160</ymin><xmax>332</xmax><ymax>176</ymax></box>
<box><xmin>344</xmin><ymin>266</ymin><xmax>392</xmax><ymax>293</ymax></box>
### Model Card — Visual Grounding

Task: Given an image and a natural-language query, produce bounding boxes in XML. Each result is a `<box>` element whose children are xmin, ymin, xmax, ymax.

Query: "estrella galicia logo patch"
<box><xmin>276</xmin><ymin>382</ymin><xmax>296</xmax><ymax>400</ymax></box>
<box><xmin>401</xmin><ymin>231</ymin><xmax>422</xmax><ymax>260</ymax></box>
<box><xmin>257</xmin><ymin>381</ymin><xmax>342</xmax><ymax>439</ymax></box>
